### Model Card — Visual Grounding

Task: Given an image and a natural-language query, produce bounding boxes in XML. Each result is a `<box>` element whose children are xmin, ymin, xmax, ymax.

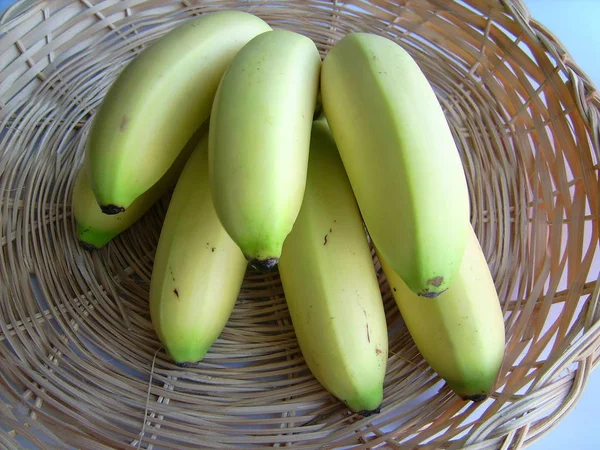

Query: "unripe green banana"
<box><xmin>378</xmin><ymin>225</ymin><xmax>505</xmax><ymax>401</ymax></box>
<box><xmin>321</xmin><ymin>32</ymin><xmax>470</xmax><ymax>297</ymax></box>
<box><xmin>149</xmin><ymin>134</ymin><xmax>247</xmax><ymax>364</ymax></box>
<box><xmin>209</xmin><ymin>30</ymin><xmax>321</xmax><ymax>270</ymax></box>
<box><xmin>86</xmin><ymin>11</ymin><xmax>271</xmax><ymax>213</ymax></box>
<box><xmin>72</xmin><ymin>125</ymin><xmax>205</xmax><ymax>249</ymax></box>
<box><xmin>279</xmin><ymin>121</ymin><xmax>388</xmax><ymax>414</ymax></box>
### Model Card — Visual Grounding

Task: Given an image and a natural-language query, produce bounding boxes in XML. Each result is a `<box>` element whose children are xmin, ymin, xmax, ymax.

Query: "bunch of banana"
<box><xmin>279</xmin><ymin>120</ymin><xmax>388</xmax><ymax>414</ymax></box>
<box><xmin>71</xmin><ymin>7</ymin><xmax>506</xmax><ymax>413</ymax></box>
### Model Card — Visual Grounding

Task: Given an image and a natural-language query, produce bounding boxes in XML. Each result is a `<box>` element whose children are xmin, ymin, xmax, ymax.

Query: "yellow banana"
<box><xmin>149</xmin><ymin>134</ymin><xmax>247</xmax><ymax>364</ymax></box>
<box><xmin>321</xmin><ymin>32</ymin><xmax>470</xmax><ymax>297</ymax></box>
<box><xmin>378</xmin><ymin>225</ymin><xmax>505</xmax><ymax>401</ymax></box>
<box><xmin>279</xmin><ymin>121</ymin><xmax>388</xmax><ymax>414</ymax></box>
<box><xmin>209</xmin><ymin>30</ymin><xmax>321</xmax><ymax>270</ymax></box>
<box><xmin>86</xmin><ymin>11</ymin><xmax>271</xmax><ymax>213</ymax></box>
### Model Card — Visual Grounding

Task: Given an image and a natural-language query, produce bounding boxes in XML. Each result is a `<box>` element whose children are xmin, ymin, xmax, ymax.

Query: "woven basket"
<box><xmin>1</xmin><ymin>0</ymin><xmax>599</xmax><ymax>448</ymax></box>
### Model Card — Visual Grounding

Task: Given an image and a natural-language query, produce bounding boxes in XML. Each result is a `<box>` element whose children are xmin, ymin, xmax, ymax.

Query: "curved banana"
<box><xmin>321</xmin><ymin>32</ymin><xmax>470</xmax><ymax>297</ymax></box>
<box><xmin>209</xmin><ymin>30</ymin><xmax>321</xmax><ymax>270</ymax></box>
<box><xmin>86</xmin><ymin>11</ymin><xmax>271</xmax><ymax>213</ymax></box>
<box><xmin>378</xmin><ymin>225</ymin><xmax>505</xmax><ymax>401</ymax></box>
<box><xmin>73</xmin><ymin>125</ymin><xmax>205</xmax><ymax>249</ymax></box>
<box><xmin>279</xmin><ymin>121</ymin><xmax>388</xmax><ymax>414</ymax></box>
<box><xmin>149</xmin><ymin>134</ymin><xmax>247</xmax><ymax>364</ymax></box>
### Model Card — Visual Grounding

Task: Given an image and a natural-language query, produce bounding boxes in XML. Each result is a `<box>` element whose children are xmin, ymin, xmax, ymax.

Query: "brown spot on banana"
<box><xmin>428</xmin><ymin>276</ymin><xmax>444</xmax><ymax>287</ymax></box>
<box><xmin>417</xmin><ymin>277</ymin><xmax>448</xmax><ymax>298</ymax></box>
<box><xmin>120</xmin><ymin>115</ymin><xmax>129</xmax><ymax>131</ymax></box>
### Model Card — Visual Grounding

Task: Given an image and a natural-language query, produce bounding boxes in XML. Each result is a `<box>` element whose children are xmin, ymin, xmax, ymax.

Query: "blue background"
<box><xmin>518</xmin><ymin>2</ymin><xmax>599</xmax><ymax>449</ymax></box>
<box><xmin>0</xmin><ymin>0</ymin><xmax>598</xmax><ymax>448</ymax></box>
<box><xmin>0</xmin><ymin>0</ymin><xmax>12</xmax><ymax>16</ymax></box>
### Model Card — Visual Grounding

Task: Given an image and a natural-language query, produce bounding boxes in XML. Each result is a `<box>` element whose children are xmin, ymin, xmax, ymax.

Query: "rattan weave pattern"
<box><xmin>0</xmin><ymin>1</ymin><xmax>599</xmax><ymax>448</ymax></box>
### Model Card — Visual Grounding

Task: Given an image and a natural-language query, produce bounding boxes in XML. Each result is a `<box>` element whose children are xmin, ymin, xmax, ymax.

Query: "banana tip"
<box><xmin>357</xmin><ymin>405</ymin><xmax>381</xmax><ymax>417</ymax></box>
<box><xmin>175</xmin><ymin>361</ymin><xmax>200</xmax><ymax>368</ymax></box>
<box><xmin>79</xmin><ymin>241</ymin><xmax>99</xmax><ymax>252</ymax></box>
<box><xmin>248</xmin><ymin>257</ymin><xmax>279</xmax><ymax>272</ymax></box>
<box><xmin>461</xmin><ymin>393</ymin><xmax>488</xmax><ymax>403</ymax></box>
<box><xmin>100</xmin><ymin>204</ymin><xmax>125</xmax><ymax>215</ymax></box>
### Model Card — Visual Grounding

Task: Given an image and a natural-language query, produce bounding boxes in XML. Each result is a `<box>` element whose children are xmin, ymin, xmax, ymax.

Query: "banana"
<box><xmin>149</xmin><ymin>134</ymin><xmax>247</xmax><ymax>364</ymax></box>
<box><xmin>86</xmin><ymin>11</ymin><xmax>271</xmax><ymax>214</ymax></box>
<box><xmin>321</xmin><ymin>32</ymin><xmax>470</xmax><ymax>297</ymax></box>
<box><xmin>72</xmin><ymin>168</ymin><xmax>167</xmax><ymax>250</ymax></box>
<box><xmin>278</xmin><ymin>121</ymin><xmax>388</xmax><ymax>414</ymax></box>
<box><xmin>209</xmin><ymin>30</ymin><xmax>321</xmax><ymax>270</ymax></box>
<box><xmin>378</xmin><ymin>225</ymin><xmax>505</xmax><ymax>401</ymax></box>
<box><xmin>72</xmin><ymin>124</ymin><xmax>206</xmax><ymax>249</ymax></box>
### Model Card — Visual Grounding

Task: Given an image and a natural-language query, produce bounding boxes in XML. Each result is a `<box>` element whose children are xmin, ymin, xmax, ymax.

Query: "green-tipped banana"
<box><xmin>72</xmin><ymin>168</ymin><xmax>167</xmax><ymax>250</ymax></box>
<box><xmin>72</xmin><ymin>125</ymin><xmax>205</xmax><ymax>249</ymax></box>
<box><xmin>321</xmin><ymin>32</ymin><xmax>470</xmax><ymax>297</ymax></box>
<box><xmin>149</xmin><ymin>135</ymin><xmax>247</xmax><ymax>364</ymax></box>
<box><xmin>209</xmin><ymin>30</ymin><xmax>321</xmax><ymax>270</ymax></box>
<box><xmin>86</xmin><ymin>11</ymin><xmax>271</xmax><ymax>213</ymax></box>
<box><xmin>279</xmin><ymin>121</ymin><xmax>388</xmax><ymax>414</ymax></box>
<box><xmin>378</xmin><ymin>225</ymin><xmax>505</xmax><ymax>401</ymax></box>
